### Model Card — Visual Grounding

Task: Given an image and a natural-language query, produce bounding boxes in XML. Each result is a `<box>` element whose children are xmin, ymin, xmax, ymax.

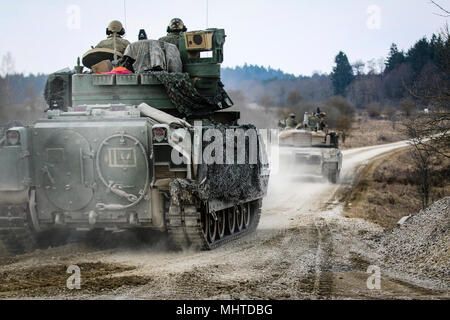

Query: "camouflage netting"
<box><xmin>170</xmin><ymin>124</ymin><xmax>269</xmax><ymax>207</ymax></box>
<box><xmin>152</xmin><ymin>71</ymin><xmax>231</xmax><ymax>117</ymax></box>
<box><xmin>124</xmin><ymin>40</ymin><xmax>183</xmax><ymax>73</ymax></box>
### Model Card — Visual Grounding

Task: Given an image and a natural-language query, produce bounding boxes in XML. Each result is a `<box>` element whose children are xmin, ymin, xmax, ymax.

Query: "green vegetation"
<box><xmin>331</xmin><ymin>51</ymin><xmax>354</xmax><ymax>96</ymax></box>
<box><xmin>225</xmin><ymin>28</ymin><xmax>449</xmax><ymax>115</ymax></box>
<box><xmin>343</xmin><ymin>149</ymin><xmax>450</xmax><ymax>230</ymax></box>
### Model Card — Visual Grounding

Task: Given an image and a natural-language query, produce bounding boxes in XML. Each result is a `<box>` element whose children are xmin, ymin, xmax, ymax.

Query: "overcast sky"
<box><xmin>1</xmin><ymin>0</ymin><xmax>448</xmax><ymax>76</ymax></box>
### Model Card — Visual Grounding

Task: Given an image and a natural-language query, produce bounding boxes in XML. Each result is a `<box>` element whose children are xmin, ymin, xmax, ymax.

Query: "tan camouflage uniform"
<box><xmin>286</xmin><ymin>116</ymin><xmax>298</xmax><ymax>129</ymax></box>
<box><xmin>96</xmin><ymin>35</ymin><xmax>131</xmax><ymax>55</ymax></box>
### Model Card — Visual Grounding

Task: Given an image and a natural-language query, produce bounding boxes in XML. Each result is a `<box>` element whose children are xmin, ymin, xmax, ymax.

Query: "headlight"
<box><xmin>153</xmin><ymin>127</ymin><xmax>168</xmax><ymax>143</ymax></box>
<box><xmin>6</xmin><ymin>130</ymin><xmax>20</xmax><ymax>146</ymax></box>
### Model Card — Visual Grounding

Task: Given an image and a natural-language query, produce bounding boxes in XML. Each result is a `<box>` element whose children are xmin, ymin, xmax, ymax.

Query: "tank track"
<box><xmin>168</xmin><ymin>199</ymin><xmax>262</xmax><ymax>250</ymax></box>
<box><xmin>0</xmin><ymin>205</ymin><xmax>37</xmax><ymax>255</ymax></box>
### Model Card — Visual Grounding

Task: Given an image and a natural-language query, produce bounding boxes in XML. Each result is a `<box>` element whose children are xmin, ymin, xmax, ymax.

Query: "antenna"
<box><xmin>123</xmin><ymin>0</ymin><xmax>128</xmax><ymax>31</ymax></box>
<box><xmin>206</xmin><ymin>0</ymin><xmax>209</xmax><ymax>28</ymax></box>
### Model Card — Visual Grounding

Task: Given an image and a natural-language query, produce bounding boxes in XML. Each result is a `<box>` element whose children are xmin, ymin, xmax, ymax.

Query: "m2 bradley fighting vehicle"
<box><xmin>0</xmin><ymin>27</ymin><xmax>270</xmax><ymax>254</ymax></box>
<box><xmin>279</xmin><ymin>111</ymin><xmax>342</xmax><ymax>183</ymax></box>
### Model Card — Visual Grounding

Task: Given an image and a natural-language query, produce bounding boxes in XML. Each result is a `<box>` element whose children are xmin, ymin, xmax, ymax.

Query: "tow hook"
<box><xmin>129</xmin><ymin>212</ymin><xmax>138</xmax><ymax>225</ymax></box>
<box><xmin>55</xmin><ymin>213</ymin><xmax>65</xmax><ymax>225</ymax></box>
<box><xmin>89</xmin><ymin>211</ymin><xmax>98</xmax><ymax>225</ymax></box>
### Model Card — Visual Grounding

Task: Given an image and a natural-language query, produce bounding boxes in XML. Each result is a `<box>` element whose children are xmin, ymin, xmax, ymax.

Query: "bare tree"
<box><xmin>383</xmin><ymin>107</ymin><xmax>397</xmax><ymax>129</ymax></box>
<box><xmin>366</xmin><ymin>59</ymin><xmax>377</xmax><ymax>75</ymax></box>
<box><xmin>399</xmin><ymin>98</ymin><xmax>417</xmax><ymax>117</ymax></box>
<box><xmin>0</xmin><ymin>52</ymin><xmax>16</xmax><ymax>106</ymax></box>
<box><xmin>352</xmin><ymin>60</ymin><xmax>365</xmax><ymax>76</ymax></box>
<box><xmin>400</xmin><ymin>23</ymin><xmax>450</xmax><ymax>208</ymax></box>
<box><xmin>405</xmin><ymin>25</ymin><xmax>450</xmax><ymax>159</ymax></box>
<box><xmin>0</xmin><ymin>52</ymin><xmax>15</xmax><ymax>76</ymax></box>
<box><xmin>376</xmin><ymin>57</ymin><xmax>386</xmax><ymax>75</ymax></box>
<box><xmin>403</xmin><ymin>119</ymin><xmax>433</xmax><ymax>208</ymax></box>
<box><xmin>430</xmin><ymin>0</ymin><xmax>450</xmax><ymax>17</ymax></box>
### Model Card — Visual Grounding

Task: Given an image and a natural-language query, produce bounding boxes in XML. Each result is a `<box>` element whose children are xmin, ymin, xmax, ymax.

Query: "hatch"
<box><xmin>42</xmin><ymin>130</ymin><xmax>94</xmax><ymax>211</ymax></box>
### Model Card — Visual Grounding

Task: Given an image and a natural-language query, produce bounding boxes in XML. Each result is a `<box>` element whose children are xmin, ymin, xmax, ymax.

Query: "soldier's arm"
<box><xmin>95</xmin><ymin>40</ymin><xmax>106</xmax><ymax>49</ymax></box>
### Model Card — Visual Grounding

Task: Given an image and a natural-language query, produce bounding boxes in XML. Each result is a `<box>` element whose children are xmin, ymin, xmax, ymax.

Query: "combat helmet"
<box><xmin>107</xmin><ymin>20</ymin><xmax>125</xmax><ymax>36</ymax></box>
<box><xmin>167</xmin><ymin>18</ymin><xmax>187</xmax><ymax>34</ymax></box>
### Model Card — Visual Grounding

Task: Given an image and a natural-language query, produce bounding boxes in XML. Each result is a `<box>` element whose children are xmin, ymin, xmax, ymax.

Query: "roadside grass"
<box><xmin>342</xmin><ymin>148</ymin><xmax>450</xmax><ymax>230</ymax></box>
<box><xmin>341</xmin><ymin>116</ymin><xmax>404</xmax><ymax>150</ymax></box>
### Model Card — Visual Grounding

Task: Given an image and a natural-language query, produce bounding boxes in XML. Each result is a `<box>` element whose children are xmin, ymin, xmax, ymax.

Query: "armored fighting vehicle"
<box><xmin>0</xmin><ymin>28</ymin><xmax>270</xmax><ymax>254</ymax></box>
<box><xmin>279</xmin><ymin>111</ymin><xmax>342</xmax><ymax>183</ymax></box>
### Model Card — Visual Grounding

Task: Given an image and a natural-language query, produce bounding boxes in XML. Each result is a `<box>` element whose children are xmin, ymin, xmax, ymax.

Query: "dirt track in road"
<box><xmin>0</xmin><ymin>141</ymin><xmax>448</xmax><ymax>299</ymax></box>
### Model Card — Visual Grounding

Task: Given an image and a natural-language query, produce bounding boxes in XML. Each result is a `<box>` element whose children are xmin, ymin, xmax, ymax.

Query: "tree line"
<box><xmin>225</xmin><ymin>29</ymin><xmax>449</xmax><ymax>112</ymax></box>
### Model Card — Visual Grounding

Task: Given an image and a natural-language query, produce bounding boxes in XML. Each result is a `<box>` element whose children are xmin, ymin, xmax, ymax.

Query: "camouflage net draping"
<box><xmin>152</xmin><ymin>71</ymin><xmax>231</xmax><ymax>118</ymax></box>
<box><xmin>170</xmin><ymin>124</ymin><xmax>269</xmax><ymax>206</ymax></box>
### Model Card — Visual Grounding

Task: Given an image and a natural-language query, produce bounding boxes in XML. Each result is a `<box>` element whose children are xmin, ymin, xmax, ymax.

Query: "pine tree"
<box><xmin>385</xmin><ymin>43</ymin><xmax>406</xmax><ymax>72</ymax></box>
<box><xmin>406</xmin><ymin>37</ymin><xmax>432</xmax><ymax>74</ymax></box>
<box><xmin>331</xmin><ymin>51</ymin><xmax>354</xmax><ymax>96</ymax></box>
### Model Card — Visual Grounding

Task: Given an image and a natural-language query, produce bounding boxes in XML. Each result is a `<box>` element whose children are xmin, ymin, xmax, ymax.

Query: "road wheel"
<box><xmin>243</xmin><ymin>203</ymin><xmax>251</xmax><ymax>229</ymax></box>
<box><xmin>236</xmin><ymin>206</ymin><xmax>244</xmax><ymax>232</ymax></box>
<box><xmin>227</xmin><ymin>208</ymin><xmax>236</xmax><ymax>235</ymax></box>
<box><xmin>217</xmin><ymin>211</ymin><xmax>226</xmax><ymax>240</ymax></box>
<box><xmin>208</xmin><ymin>213</ymin><xmax>217</xmax><ymax>244</ymax></box>
<box><xmin>202</xmin><ymin>212</ymin><xmax>209</xmax><ymax>242</ymax></box>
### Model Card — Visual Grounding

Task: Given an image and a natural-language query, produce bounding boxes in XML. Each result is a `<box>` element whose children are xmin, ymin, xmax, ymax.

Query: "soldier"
<box><xmin>96</xmin><ymin>20</ymin><xmax>131</xmax><ymax>55</ymax></box>
<box><xmin>286</xmin><ymin>114</ymin><xmax>298</xmax><ymax>129</ymax></box>
<box><xmin>159</xmin><ymin>18</ymin><xmax>187</xmax><ymax>47</ymax></box>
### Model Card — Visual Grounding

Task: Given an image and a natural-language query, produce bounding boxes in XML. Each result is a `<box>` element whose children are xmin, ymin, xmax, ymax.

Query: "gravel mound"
<box><xmin>378</xmin><ymin>197</ymin><xmax>449</xmax><ymax>286</ymax></box>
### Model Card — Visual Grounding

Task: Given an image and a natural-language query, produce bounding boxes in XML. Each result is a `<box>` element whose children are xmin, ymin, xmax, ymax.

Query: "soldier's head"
<box><xmin>107</xmin><ymin>20</ymin><xmax>126</xmax><ymax>37</ymax></box>
<box><xmin>289</xmin><ymin>113</ymin><xmax>296</xmax><ymax>119</ymax></box>
<box><xmin>167</xmin><ymin>18</ymin><xmax>187</xmax><ymax>34</ymax></box>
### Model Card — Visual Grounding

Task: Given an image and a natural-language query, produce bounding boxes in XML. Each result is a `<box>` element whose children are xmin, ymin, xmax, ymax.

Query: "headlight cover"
<box><xmin>6</xmin><ymin>130</ymin><xmax>20</xmax><ymax>146</ymax></box>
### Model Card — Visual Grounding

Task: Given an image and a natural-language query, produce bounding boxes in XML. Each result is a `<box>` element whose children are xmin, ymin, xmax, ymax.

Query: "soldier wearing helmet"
<box><xmin>96</xmin><ymin>20</ymin><xmax>131</xmax><ymax>55</ymax></box>
<box><xmin>286</xmin><ymin>113</ymin><xmax>298</xmax><ymax>129</ymax></box>
<box><xmin>159</xmin><ymin>18</ymin><xmax>187</xmax><ymax>47</ymax></box>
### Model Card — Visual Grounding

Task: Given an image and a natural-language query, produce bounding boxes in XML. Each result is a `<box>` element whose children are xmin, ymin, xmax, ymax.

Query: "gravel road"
<box><xmin>0</xmin><ymin>141</ymin><xmax>448</xmax><ymax>300</ymax></box>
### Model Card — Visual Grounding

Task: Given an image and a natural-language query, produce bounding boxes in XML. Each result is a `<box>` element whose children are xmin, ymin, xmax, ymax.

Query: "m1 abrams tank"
<box><xmin>279</xmin><ymin>111</ymin><xmax>342</xmax><ymax>183</ymax></box>
<box><xmin>0</xmin><ymin>28</ymin><xmax>270</xmax><ymax>254</ymax></box>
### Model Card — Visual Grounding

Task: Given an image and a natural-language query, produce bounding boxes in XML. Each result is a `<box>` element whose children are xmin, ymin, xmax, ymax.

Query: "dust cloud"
<box><xmin>261</xmin><ymin>148</ymin><xmax>333</xmax><ymax>229</ymax></box>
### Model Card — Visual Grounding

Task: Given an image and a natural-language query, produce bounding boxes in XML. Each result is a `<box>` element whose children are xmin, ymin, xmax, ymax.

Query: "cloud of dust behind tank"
<box><xmin>263</xmin><ymin>144</ymin><xmax>331</xmax><ymax>214</ymax></box>
<box><xmin>230</xmin><ymin>103</ymin><xmax>280</xmax><ymax>129</ymax></box>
